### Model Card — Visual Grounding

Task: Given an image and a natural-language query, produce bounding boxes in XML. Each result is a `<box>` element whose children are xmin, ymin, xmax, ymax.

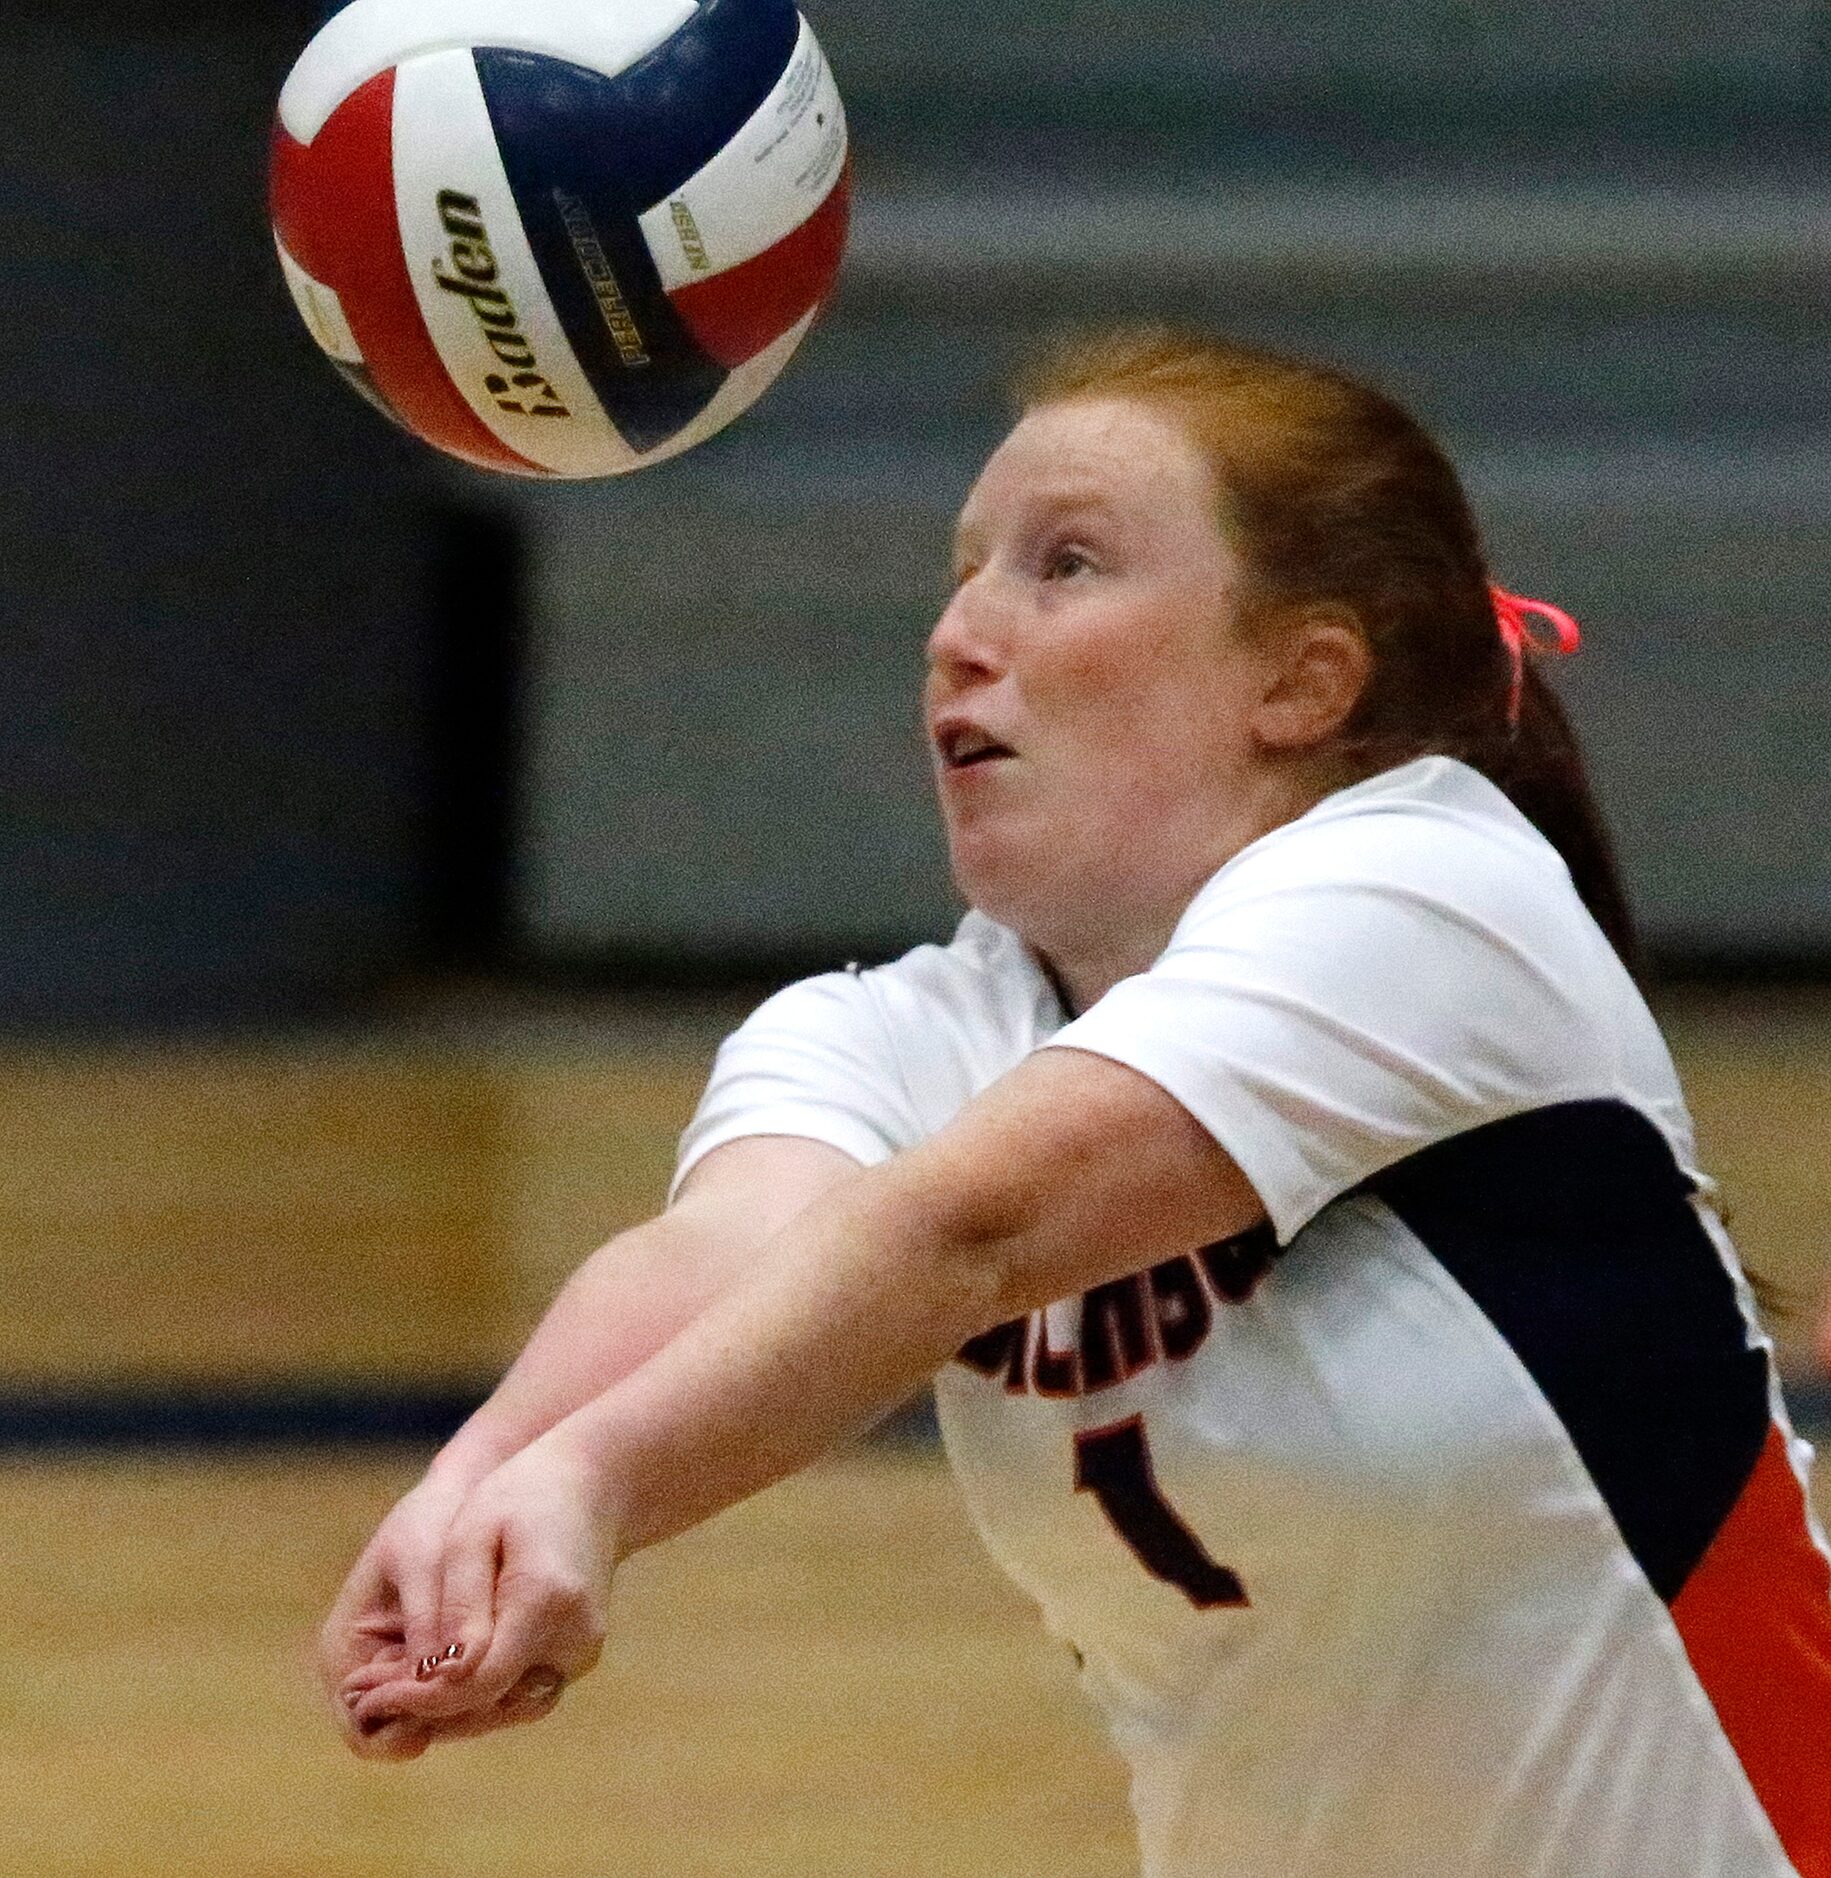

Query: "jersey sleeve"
<box><xmin>671</xmin><ymin>969</ymin><xmax>921</xmax><ymax>1199</ymax></box>
<box><xmin>1044</xmin><ymin>812</ymin><xmax>1622</xmax><ymax>1243</ymax></box>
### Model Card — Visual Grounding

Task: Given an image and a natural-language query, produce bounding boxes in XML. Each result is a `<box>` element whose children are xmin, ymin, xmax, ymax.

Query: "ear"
<box><xmin>1251</xmin><ymin>606</ymin><xmax>1373</xmax><ymax>752</ymax></box>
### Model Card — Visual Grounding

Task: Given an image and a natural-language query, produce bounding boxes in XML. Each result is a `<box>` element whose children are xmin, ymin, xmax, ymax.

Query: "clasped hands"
<box><xmin>318</xmin><ymin>1434</ymin><xmax>614</xmax><ymax>1760</ymax></box>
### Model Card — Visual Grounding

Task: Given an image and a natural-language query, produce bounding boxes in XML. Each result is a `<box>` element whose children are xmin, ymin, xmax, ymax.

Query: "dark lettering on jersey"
<box><xmin>952</xmin><ymin>1223</ymin><xmax>1285</xmax><ymax>1398</ymax></box>
<box><xmin>1031</xmin><ymin>1310</ymin><xmax>1082</xmax><ymax>1398</ymax></box>
<box><xmin>1197</xmin><ymin>1222</ymin><xmax>1282</xmax><ymax>1303</ymax></box>
<box><xmin>956</xmin><ymin>1315</ymin><xmax>1030</xmax><ymax>1391</ymax></box>
<box><xmin>1080</xmin><ymin>1275</ymin><xmax>1154</xmax><ymax>1391</ymax></box>
<box><xmin>1148</xmin><ymin>1253</ymin><xmax>1211</xmax><ymax>1359</ymax></box>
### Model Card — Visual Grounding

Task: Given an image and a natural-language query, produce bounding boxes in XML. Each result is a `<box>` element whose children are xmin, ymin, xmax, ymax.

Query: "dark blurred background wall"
<box><xmin>3</xmin><ymin>0</ymin><xmax>1826</xmax><ymax>1027</ymax></box>
<box><xmin>516</xmin><ymin>0</ymin><xmax>1830</xmax><ymax>972</ymax></box>
<box><xmin>2</xmin><ymin>1</ymin><xmax>451</xmax><ymax>1027</ymax></box>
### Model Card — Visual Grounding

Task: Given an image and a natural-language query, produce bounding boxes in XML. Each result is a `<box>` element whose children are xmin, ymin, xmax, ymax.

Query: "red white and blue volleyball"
<box><xmin>270</xmin><ymin>0</ymin><xmax>851</xmax><ymax>477</ymax></box>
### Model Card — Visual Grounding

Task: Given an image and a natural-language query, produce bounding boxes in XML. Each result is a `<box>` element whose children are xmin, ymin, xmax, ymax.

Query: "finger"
<box><xmin>332</xmin><ymin>1630</ymin><xmax>413</xmax><ymax>1709</ymax></box>
<box><xmin>351</xmin><ymin>1655</ymin><xmax>572</xmax><ymax>1744</ymax></box>
<box><xmin>356</xmin><ymin>1615</ymin><xmax>540</xmax><ymax>1722</ymax></box>
<box><xmin>350</xmin><ymin>1662</ymin><xmax>494</xmax><ymax>1726</ymax></box>
<box><xmin>322</xmin><ymin>1622</ymin><xmax>404</xmax><ymax>1712</ymax></box>
<box><xmin>396</xmin><ymin>1542</ymin><xmax>451</xmax><ymax>1679</ymax></box>
<box><xmin>318</xmin><ymin>1550</ymin><xmax>395</xmax><ymax>1695</ymax></box>
<box><xmin>345</xmin><ymin>1515</ymin><xmax>500</xmax><ymax>1719</ymax></box>
<box><xmin>432</xmin><ymin>1515</ymin><xmax>505</xmax><ymax>1679</ymax></box>
<box><xmin>335</xmin><ymin>1657</ymin><xmax>436</xmax><ymax>1759</ymax></box>
<box><xmin>382</xmin><ymin>1666</ymin><xmax>568</xmax><ymax>1747</ymax></box>
<box><xmin>339</xmin><ymin>1655</ymin><xmax>412</xmax><ymax>1701</ymax></box>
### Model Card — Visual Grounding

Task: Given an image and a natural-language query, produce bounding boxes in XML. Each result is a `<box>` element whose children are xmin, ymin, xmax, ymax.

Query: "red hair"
<box><xmin>1016</xmin><ymin>327</ymin><xmax>1638</xmax><ymax>965</ymax></box>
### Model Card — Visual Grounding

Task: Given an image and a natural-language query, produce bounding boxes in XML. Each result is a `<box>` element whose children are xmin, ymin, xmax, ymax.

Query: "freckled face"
<box><xmin>925</xmin><ymin>398</ymin><xmax>1269</xmax><ymax>941</ymax></box>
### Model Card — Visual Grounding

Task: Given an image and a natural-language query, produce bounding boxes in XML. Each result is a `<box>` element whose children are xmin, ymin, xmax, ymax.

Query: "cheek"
<box><xmin>1028</xmin><ymin>613</ymin><xmax>1241</xmax><ymax>782</ymax></box>
<box><xmin>1025</xmin><ymin>602</ymin><xmax>1178</xmax><ymax>723</ymax></box>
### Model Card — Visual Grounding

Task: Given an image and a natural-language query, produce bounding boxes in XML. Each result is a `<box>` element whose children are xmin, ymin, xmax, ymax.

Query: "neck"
<box><xmin>1034</xmin><ymin>939</ymin><xmax>1150</xmax><ymax>1019</ymax></box>
<box><xmin>1031</xmin><ymin>897</ymin><xmax>1189</xmax><ymax>1016</ymax></box>
<box><xmin>1027</xmin><ymin>760</ymin><xmax>1341</xmax><ymax>1014</ymax></box>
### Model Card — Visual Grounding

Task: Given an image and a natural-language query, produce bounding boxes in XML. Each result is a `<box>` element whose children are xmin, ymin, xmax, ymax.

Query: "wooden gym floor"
<box><xmin>0</xmin><ymin>985</ymin><xmax>1825</xmax><ymax>1876</ymax></box>
<box><xmin>0</xmin><ymin>1450</ymin><xmax>1132</xmax><ymax>1878</ymax></box>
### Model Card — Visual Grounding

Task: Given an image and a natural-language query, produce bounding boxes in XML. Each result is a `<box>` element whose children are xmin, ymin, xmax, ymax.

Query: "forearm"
<box><xmin>338</xmin><ymin>1056</ymin><xmax>1256</xmax><ymax>1741</ymax></box>
<box><xmin>425</xmin><ymin>1136</ymin><xmax>864</xmax><ymax>1491</ymax></box>
<box><xmin>428</xmin><ymin>1213</ymin><xmax>732</xmax><ymax>1488</ymax></box>
<box><xmin>544</xmin><ymin>1052</ymin><xmax>1258</xmax><ymax>1559</ymax></box>
<box><xmin>554</xmin><ymin>1166</ymin><xmax>1006</xmax><ymax>1557</ymax></box>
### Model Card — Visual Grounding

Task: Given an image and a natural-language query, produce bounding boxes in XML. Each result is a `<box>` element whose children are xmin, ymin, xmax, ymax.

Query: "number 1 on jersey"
<box><xmin>1074</xmin><ymin>1415</ymin><xmax>1249</xmax><ymax>1610</ymax></box>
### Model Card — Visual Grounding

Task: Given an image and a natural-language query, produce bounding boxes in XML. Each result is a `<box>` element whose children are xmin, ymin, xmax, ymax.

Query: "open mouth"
<box><xmin>937</xmin><ymin>725</ymin><xmax>1016</xmax><ymax>770</ymax></box>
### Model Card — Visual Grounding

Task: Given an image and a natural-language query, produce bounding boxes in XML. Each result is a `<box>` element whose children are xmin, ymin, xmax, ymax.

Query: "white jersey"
<box><xmin>675</xmin><ymin>756</ymin><xmax>1831</xmax><ymax>1878</ymax></box>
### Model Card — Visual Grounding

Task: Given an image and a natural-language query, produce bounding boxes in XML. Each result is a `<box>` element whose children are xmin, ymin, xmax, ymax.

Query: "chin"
<box><xmin>945</xmin><ymin>835</ymin><xmax>1019</xmax><ymax>925</ymax></box>
<box><xmin>946</xmin><ymin>829</ymin><xmax>1073</xmax><ymax>939</ymax></box>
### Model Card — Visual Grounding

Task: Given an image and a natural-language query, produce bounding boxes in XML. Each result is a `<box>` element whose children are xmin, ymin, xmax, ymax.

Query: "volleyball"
<box><xmin>270</xmin><ymin>0</ymin><xmax>850</xmax><ymax>478</ymax></box>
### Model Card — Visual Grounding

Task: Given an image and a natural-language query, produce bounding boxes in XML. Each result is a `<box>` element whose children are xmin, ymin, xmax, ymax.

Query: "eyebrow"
<box><xmin>951</xmin><ymin>485</ymin><xmax>1121</xmax><ymax>568</ymax></box>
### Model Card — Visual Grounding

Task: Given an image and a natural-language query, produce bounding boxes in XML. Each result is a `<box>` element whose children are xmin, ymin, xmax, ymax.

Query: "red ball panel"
<box><xmin>270</xmin><ymin>69</ymin><xmax>541</xmax><ymax>476</ymax></box>
<box><xmin>667</xmin><ymin>160</ymin><xmax>851</xmax><ymax>369</ymax></box>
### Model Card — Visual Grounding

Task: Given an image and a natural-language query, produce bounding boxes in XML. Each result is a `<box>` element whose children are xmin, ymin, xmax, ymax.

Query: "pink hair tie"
<box><xmin>1491</xmin><ymin>584</ymin><xmax>1582</xmax><ymax>726</ymax></box>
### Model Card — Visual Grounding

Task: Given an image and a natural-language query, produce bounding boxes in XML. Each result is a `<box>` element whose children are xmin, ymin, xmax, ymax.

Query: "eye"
<box><xmin>1045</xmin><ymin>544</ymin><xmax>1094</xmax><ymax>580</ymax></box>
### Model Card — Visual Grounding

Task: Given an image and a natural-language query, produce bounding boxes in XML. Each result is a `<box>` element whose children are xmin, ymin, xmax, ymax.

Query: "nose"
<box><xmin>926</xmin><ymin>570</ymin><xmax>1005</xmax><ymax>689</ymax></box>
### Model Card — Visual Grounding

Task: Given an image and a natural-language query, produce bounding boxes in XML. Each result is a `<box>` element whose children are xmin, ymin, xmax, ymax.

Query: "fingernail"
<box><xmin>342</xmin><ymin>1689</ymin><xmax>362</xmax><ymax>1709</ymax></box>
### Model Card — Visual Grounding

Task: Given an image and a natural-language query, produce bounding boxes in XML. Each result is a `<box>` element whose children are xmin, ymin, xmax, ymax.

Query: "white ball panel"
<box><xmin>392</xmin><ymin>48</ymin><xmax>640</xmax><ymax>476</ymax></box>
<box><xmin>279</xmin><ymin>0</ymin><xmax>697</xmax><ymax>142</ymax></box>
<box><xmin>274</xmin><ymin>237</ymin><xmax>364</xmax><ymax>363</ymax></box>
<box><xmin>636</xmin><ymin>17</ymin><xmax>846</xmax><ymax>293</ymax></box>
<box><xmin>630</xmin><ymin>304</ymin><xmax>817</xmax><ymax>468</ymax></box>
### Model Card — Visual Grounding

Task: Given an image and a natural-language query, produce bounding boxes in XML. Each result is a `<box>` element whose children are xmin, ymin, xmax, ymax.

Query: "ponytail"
<box><xmin>1472</xmin><ymin>664</ymin><xmax>1641</xmax><ymax>972</ymax></box>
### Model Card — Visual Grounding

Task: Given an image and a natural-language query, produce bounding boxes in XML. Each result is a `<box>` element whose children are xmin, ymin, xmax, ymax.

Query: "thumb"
<box><xmin>435</xmin><ymin>1515</ymin><xmax>503</xmax><ymax>1684</ymax></box>
<box><xmin>358</xmin><ymin>1509</ymin><xmax>499</xmax><ymax>1724</ymax></box>
<box><xmin>397</xmin><ymin>1542</ymin><xmax>451</xmax><ymax>1680</ymax></box>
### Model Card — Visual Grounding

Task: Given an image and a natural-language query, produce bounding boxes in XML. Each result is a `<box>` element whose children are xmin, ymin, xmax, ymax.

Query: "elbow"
<box><xmin>929</xmin><ymin>1217</ymin><xmax>1028</xmax><ymax>1346</ymax></box>
<box><xmin>879</xmin><ymin>1172</ymin><xmax>1039</xmax><ymax>1348</ymax></box>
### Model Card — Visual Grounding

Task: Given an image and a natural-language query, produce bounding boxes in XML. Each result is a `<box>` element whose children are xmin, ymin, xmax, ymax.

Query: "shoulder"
<box><xmin>1190</xmin><ymin>756</ymin><xmax>1574</xmax><ymax>927</ymax></box>
<box><xmin>679</xmin><ymin>911</ymin><xmax>1060</xmax><ymax>1186</ymax></box>
<box><xmin>1142</xmin><ymin>754</ymin><xmax>1640</xmax><ymax>1067</ymax></box>
<box><xmin>1160</xmin><ymin>754</ymin><xmax>1627</xmax><ymax>1007</ymax></box>
<box><xmin>731</xmin><ymin>909</ymin><xmax>1053</xmax><ymax>1065</ymax></box>
<box><xmin>859</xmin><ymin>910</ymin><xmax>1063</xmax><ymax>1066</ymax></box>
<box><xmin>1049</xmin><ymin>758</ymin><xmax>1680</xmax><ymax>1238</ymax></box>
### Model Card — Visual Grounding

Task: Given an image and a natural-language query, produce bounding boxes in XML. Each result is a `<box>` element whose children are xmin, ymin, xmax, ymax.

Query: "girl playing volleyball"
<box><xmin>320</xmin><ymin>330</ymin><xmax>1831</xmax><ymax>1877</ymax></box>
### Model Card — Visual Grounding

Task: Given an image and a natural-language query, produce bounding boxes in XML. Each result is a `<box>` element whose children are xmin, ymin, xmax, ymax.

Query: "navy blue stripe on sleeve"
<box><xmin>1369</xmin><ymin>1099</ymin><xmax>1770</xmax><ymax>1604</ymax></box>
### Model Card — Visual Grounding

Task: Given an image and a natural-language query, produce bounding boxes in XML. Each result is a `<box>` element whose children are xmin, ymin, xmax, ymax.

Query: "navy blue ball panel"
<box><xmin>1369</xmin><ymin>1100</ymin><xmax>1770</xmax><ymax>1604</ymax></box>
<box><xmin>587</xmin><ymin>0</ymin><xmax>801</xmax><ymax>211</ymax></box>
<box><xmin>475</xmin><ymin>49</ymin><xmax>729</xmax><ymax>452</ymax></box>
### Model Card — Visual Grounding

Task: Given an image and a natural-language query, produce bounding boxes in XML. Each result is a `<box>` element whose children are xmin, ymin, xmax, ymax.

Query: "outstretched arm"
<box><xmin>319</xmin><ymin>1133</ymin><xmax>859</xmax><ymax>1755</ymax></box>
<box><xmin>430</xmin><ymin>1133</ymin><xmax>865</xmax><ymax>1490</ymax></box>
<box><xmin>351</xmin><ymin>1046</ymin><xmax>1261</xmax><ymax>1735</ymax></box>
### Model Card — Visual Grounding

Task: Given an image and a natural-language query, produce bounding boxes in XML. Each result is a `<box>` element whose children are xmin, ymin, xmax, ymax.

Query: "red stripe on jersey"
<box><xmin>667</xmin><ymin>161</ymin><xmax>851</xmax><ymax>368</ymax></box>
<box><xmin>270</xmin><ymin>73</ymin><xmax>542</xmax><ymax>476</ymax></box>
<box><xmin>1672</xmin><ymin>1420</ymin><xmax>1831</xmax><ymax>1876</ymax></box>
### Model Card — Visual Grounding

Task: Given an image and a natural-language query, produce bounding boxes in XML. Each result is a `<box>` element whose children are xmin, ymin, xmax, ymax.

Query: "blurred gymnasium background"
<box><xmin>1</xmin><ymin>0</ymin><xmax>1825</xmax><ymax>1871</ymax></box>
